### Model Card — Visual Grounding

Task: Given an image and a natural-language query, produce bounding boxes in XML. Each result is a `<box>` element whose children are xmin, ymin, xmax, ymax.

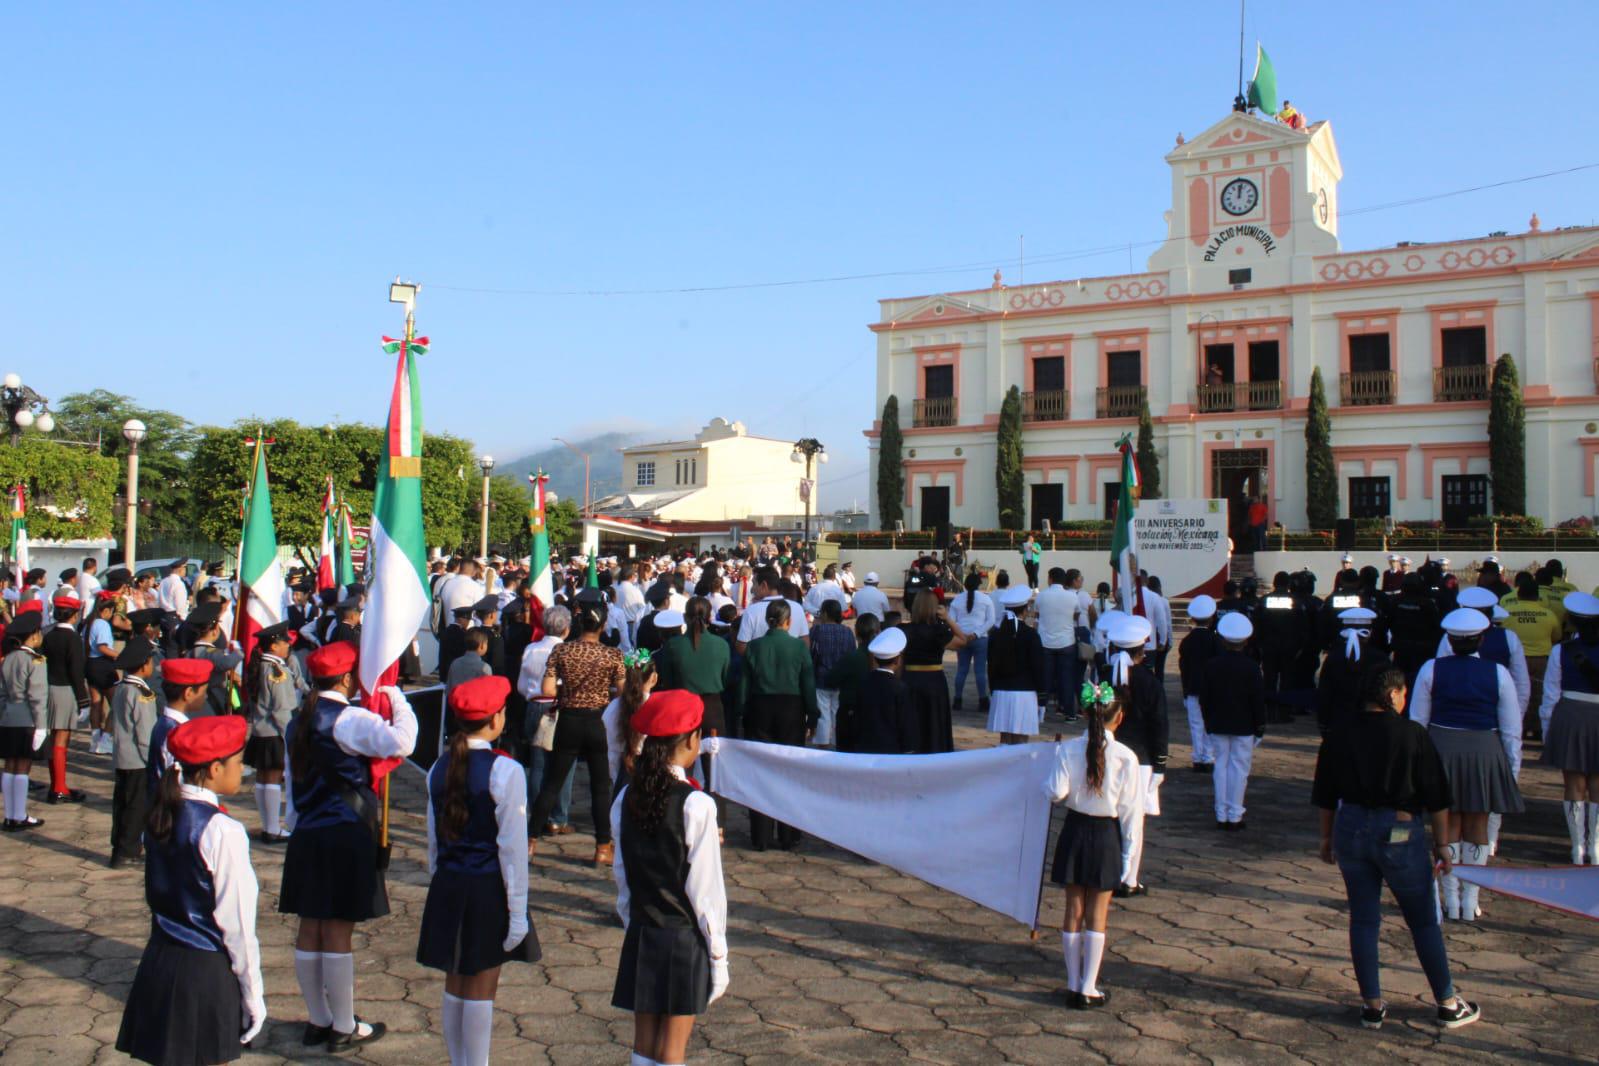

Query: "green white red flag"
<box><xmin>8</xmin><ymin>484</ymin><xmax>28</xmax><ymax>575</ymax></box>
<box><xmin>528</xmin><ymin>471</ymin><xmax>553</xmax><ymax>607</ymax></box>
<box><xmin>1108</xmin><ymin>434</ymin><xmax>1141</xmax><ymax>612</ymax></box>
<box><xmin>235</xmin><ymin>439</ymin><xmax>285</xmax><ymax>663</ymax></box>
<box><xmin>317</xmin><ymin>478</ymin><xmax>338</xmax><ymax>596</ymax></box>
<box><xmin>337</xmin><ymin>500</ymin><xmax>358</xmax><ymax>591</ymax></box>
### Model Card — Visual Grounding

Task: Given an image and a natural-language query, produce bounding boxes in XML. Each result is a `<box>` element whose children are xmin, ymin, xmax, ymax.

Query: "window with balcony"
<box><xmin>636</xmin><ymin>461</ymin><xmax>655</xmax><ymax>487</ymax></box>
<box><xmin>1024</xmin><ymin>356</ymin><xmax>1068</xmax><ymax>422</ymax></box>
<box><xmin>1348</xmin><ymin>476</ymin><xmax>1391</xmax><ymax>519</ymax></box>
<box><xmin>1342</xmin><ymin>333</ymin><xmax>1395</xmax><ymax>405</ymax></box>
<box><xmin>1097</xmin><ymin>350</ymin><xmax>1145</xmax><ymax>418</ymax></box>
<box><xmin>914</xmin><ymin>364</ymin><xmax>956</xmax><ymax>427</ymax></box>
<box><xmin>1435</xmin><ymin>326</ymin><xmax>1489</xmax><ymax>401</ymax></box>
<box><xmin>1199</xmin><ymin>340</ymin><xmax>1284</xmax><ymax>413</ymax></box>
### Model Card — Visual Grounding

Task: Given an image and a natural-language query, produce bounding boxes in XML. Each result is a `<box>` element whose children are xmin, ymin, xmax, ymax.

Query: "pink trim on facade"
<box><xmin>913</xmin><ymin>344</ymin><xmax>960</xmax><ymax>410</ymax></box>
<box><xmin>1427</xmin><ymin>300</ymin><xmax>1497</xmax><ymax>370</ymax></box>
<box><xmin>1335</xmin><ymin>308</ymin><xmax>1401</xmax><ymax>376</ymax></box>
<box><xmin>1200</xmin><ymin>439</ymin><xmax>1278</xmax><ymax>524</ymax></box>
<box><xmin>1332</xmin><ymin>444</ymin><xmax>1411</xmax><ymax>499</ymax></box>
<box><xmin>1096</xmin><ymin>328</ymin><xmax>1151</xmax><ymax>389</ymax></box>
<box><xmin>1021</xmin><ymin>455</ymin><xmax>1081</xmax><ymax>505</ymax></box>
<box><xmin>1589</xmin><ymin>293</ymin><xmax>1599</xmax><ymax>388</ymax></box>
<box><xmin>1268</xmin><ymin>166</ymin><xmax>1291</xmax><ymax>237</ymax></box>
<box><xmin>1579</xmin><ymin>437</ymin><xmax>1599</xmax><ymax>497</ymax></box>
<box><xmin>1190</xmin><ymin>316</ymin><xmax>1291</xmax><ymax>385</ymax></box>
<box><xmin>902</xmin><ymin>458</ymin><xmax>966</xmax><ymax>508</ymax></box>
<box><xmin>1085</xmin><ymin>453</ymin><xmax>1124</xmax><ymax>505</ymax></box>
<box><xmin>1418</xmin><ymin>442</ymin><xmax>1491</xmax><ymax>499</ymax></box>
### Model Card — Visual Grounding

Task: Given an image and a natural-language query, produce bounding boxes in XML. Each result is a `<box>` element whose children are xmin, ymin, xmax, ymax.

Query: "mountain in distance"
<box><xmin>497</xmin><ymin>431</ymin><xmax>645</xmax><ymax>505</ymax></box>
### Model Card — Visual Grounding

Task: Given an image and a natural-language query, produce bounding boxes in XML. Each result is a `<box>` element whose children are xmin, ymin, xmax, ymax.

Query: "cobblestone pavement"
<box><xmin>2</xmin><ymin>653</ymin><xmax>1596</xmax><ymax>1065</ymax></box>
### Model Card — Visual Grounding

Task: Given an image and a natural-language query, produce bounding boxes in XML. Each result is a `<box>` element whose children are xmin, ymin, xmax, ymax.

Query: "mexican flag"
<box><xmin>336</xmin><ymin>500</ymin><xmax>358</xmax><ymax>591</ymax></box>
<box><xmin>1108</xmin><ymin>434</ymin><xmax>1141</xmax><ymax>612</ymax></box>
<box><xmin>359</xmin><ymin>331</ymin><xmax>431</xmax><ymax>783</ymax></box>
<box><xmin>316</xmin><ymin>478</ymin><xmax>338</xmax><ymax>596</ymax></box>
<box><xmin>235</xmin><ymin>439</ymin><xmax>285</xmax><ymax>663</ymax></box>
<box><xmin>8</xmin><ymin>484</ymin><xmax>27</xmax><ymax>574</ymax></box>
<box><xmin>527</xmin><ymin>471</ymin><xmax>554</xmax><ymax>606</ymax></box>
<box><xmin>1246</xmin><ymin>43</ymin><xmax>1278</xmax><ymax>115</ymax></box>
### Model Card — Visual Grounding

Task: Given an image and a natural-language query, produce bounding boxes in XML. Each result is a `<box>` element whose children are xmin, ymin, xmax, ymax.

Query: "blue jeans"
<box><xmin>953</xmin><ymin>637</ymin><xmax>989</xmax><ymax>702</ymax></box>
<box><xmin>1334</xmin><ymin>804</ymin><xmax>1455</xmax><ymax>1003</ymax></box>
<box><xmin>1044</xmin><ymin>646</ymin><xmax>1079</xmax><ymax>714</ymax></box>
<box><xmin>528</xmin><ymin>745</ymin><xmax>575</xmax><ymax>828</ymax></box>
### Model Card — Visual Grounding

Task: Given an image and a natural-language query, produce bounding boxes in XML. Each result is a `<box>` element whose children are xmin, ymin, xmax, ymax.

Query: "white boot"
<box><xmin>1564</xmin><ymin>801</ymin><xmax>1585</xmax><ymax>864</ymax></box>
<box><xmin>1486</xmin><ymin>813</ymin><xmax>1501</xmax><ymax>857</ymax></box>
<box><xmin>1458</xmin><ymin>842</ymin><xmax>1488</xmax><ymax>922</ymax></box>
<box><xmin>1586</xmin><ymin>803</ymin><xmax>1599</xmax><ymax>865</ymax></box>
<box><xmin>1441</xmin><ymin>843</ymin><xmax>1461</xmax><ymax>920</ymax></box>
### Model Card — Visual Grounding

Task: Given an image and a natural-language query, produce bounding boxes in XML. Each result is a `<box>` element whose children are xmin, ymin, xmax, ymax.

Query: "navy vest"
<box><xmin>147</xmin><ymin>714</ymin><xmax>181</xmax><ymax>798</ymax></box>
<box><xmin>1430</xmin><ymin>655</ymin><xmax>1500</xmax><ymax>731</ymax></box>
<box><xmin>619</xmin><ymin>781</ymin><xmax>697</xmax><ymax>931</ymax></box>
<box><xmin>1560</xmin><ymin>636</ymin><xmax>1599</xmax><ymax>696</ymax></box>
<box><xmin>145</xmin><ymin>798</ymin><xmax>227</xmax><ymax>952</ymax></box>
<box><xmin>1478</xmin><ymin>626</ymin><xmax>1511</xmax><ymax>669</ymax></box>
<box><xmin>428</xmin><ymin>747</ymin><xmax>501</xmax><ymax>877</ymax></box>
<box><xmin>288</xmin><ymin>698</ymin><xmax>372</xmax><ymax>831</ymax></box>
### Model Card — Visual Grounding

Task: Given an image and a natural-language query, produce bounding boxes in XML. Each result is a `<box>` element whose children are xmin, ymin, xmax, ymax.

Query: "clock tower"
<box><xmin>1148</xmin><ymin>110</ymin><xmax>1342</xmax><ymax>294</ymax></box>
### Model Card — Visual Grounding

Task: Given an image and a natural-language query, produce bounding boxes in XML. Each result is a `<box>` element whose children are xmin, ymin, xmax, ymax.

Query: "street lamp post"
<box><xmin>553</xmin><ymin>437</ymin><xmax>591</xmax><ymax>515</ymax></box>
<box><xmin>122</xmin><ymin>419</ymin><xmax>147</xmax><ymax>568</ymax></box>
<box><xmin>790</xmin><ymin>437</ymin><xmax>827</xmax><ymax>560</ymax></box>
<box><xmin>1</xmin><ymin>374</ymin><xmax>54</xmax><ymax>446</ymax></box>
<box><xmin>478</xmin><ymin>455</ymin><xmax>495</xmax><ymax>563</ymax></box>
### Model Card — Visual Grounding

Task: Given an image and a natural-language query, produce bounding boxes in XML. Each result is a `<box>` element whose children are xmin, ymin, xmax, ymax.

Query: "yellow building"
<box><xmin>592</xmin><ymin>418</ymin><xmax>807</xmax><ymax>524</ymax></box>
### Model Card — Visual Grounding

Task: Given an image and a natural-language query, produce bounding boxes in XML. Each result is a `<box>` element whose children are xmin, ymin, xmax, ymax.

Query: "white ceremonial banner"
<box><xmin>1132</xmin><ymin>498</ymin><xmax>1230</xmax><ymax>599</ymax></box>
<box><xmin>1453</xmin><ymin>864</ymin><xmax>1599</xmax><ymax>920</ymax></box>
<box><xmin>710</xmin><ymin>739</ymin><xmax>1057</xmax><ymax>927</ymax></box>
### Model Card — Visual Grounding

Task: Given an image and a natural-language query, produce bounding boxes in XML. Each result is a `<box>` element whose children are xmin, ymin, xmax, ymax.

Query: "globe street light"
<box><xmin>791</xmin><ymin>437</ymin><xmax>826</xmax><ymax>560</ymax></box>
<box><xmin>121</xmin><ymin>419</ymin><xmax>147</xmax><ymax>568</ymax></box>
<box><xmin>1</xmin><ymin>374</ymin><xmax>54</xmax><ymax>445</ymax></box>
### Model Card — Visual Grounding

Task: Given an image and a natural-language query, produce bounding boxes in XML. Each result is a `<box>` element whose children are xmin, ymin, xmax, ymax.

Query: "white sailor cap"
<box><xmin>996</xmin><ymin>585</ymin><xmax>1032</xmax><ymax>609</ymax></box>
<box><xmin>868</xmin><ymin>627</ymin><xmax>907</xmax><ymax>659</ymax></box>
<box><xmin>1442</xmin><ymin>608</ymin><xmax>1490</xmax><ymax>637</ymax></box>
<box><xmin>1457</xmin><ymin>587</ymin><xmax>1498</xmax><ymax>610</ymax></box>
<box><xmin>1564</xmin><ymin>591</ymin><xmax>1599</xmax><ymax>619</ymax></box>
<box><xmin>1187</xmin><ymin>594</ymin><xmax>1217</xmax><ymax>621</ymax></box>
<box><xmin>1388</xmin><ymin>554</ymin><xmax>1401</xmax><ymax>562</ymax></box>
<box><xmin>1437</xmin><ymin>557</ymin><xmax>1452</xmax><ymax>567</ymax></box>
<box><xmin>1483</xmin><ymin>554</ymin><xmax>1500</xmax><ymax>564</ymax></box>
<box><xmin>1217</xmin><ymin>612</ymin><xmax>1254</xmax><ymax>642</ymax></box>
<box><xmin>1337</xmin><ymin>606</ymin><xmax>1377</xmax><ymax>625</ymax></box>
<box><xmin>1341</xmin><ymin>553</ymin><xmax>1353</xmax><ymax>563</ymax></box>
<box><xmin>1492</xmin><ymin>605</ymin><xmax>1509</xmax><ymax>622</ymax></box>
<box><xmin>654</xmin><ymin>609</ymin><xmax>684</xmax><ymax>629</ymax></box>
<box><xmin>1095</xmin><ymin>608</ymin><xmax>1128</xmax><ymax>633</ymax></box>
<box><xmin>1400</xmin><ymin>556</ymin><xmax>1413</xmax><ymax>566</ymax></box>
<box><xmin>864</xmin><ymin>572</ymin><xmax>880</xmax><ymax>585</ymax></box>
<box><xmin>1109</xmin><ymin>616</ymin><xmax>1152</xmax><ymax>649</ymax></box>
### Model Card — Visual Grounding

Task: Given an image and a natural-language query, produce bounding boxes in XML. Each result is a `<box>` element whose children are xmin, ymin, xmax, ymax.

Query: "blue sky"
<box><xmin>8</xmin><ymin>2</ymin><xmax>1597</xmax><ymax>509</ymax></box>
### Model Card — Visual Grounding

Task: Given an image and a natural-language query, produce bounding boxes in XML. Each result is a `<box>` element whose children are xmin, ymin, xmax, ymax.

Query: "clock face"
<box><xmin>1317</xmin><ymin>187</ymin><xmax>1329</xmax><ymax>223</ymax></box>
<box><xmin>1220</xmin><ymin>178</ymin><xmax>1258</xmax><ymax>216</ymax></box>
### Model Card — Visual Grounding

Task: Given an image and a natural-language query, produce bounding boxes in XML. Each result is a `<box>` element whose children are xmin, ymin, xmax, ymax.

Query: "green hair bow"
<box><xmin>1079</xmin><ymin>681</ymin><xmax>1115</xmax><ymax>707</ymax></box>
<box><xmin>623</xmin><ymin>648</ymin><xmax>652</xmax><ymax>669</ymax></box>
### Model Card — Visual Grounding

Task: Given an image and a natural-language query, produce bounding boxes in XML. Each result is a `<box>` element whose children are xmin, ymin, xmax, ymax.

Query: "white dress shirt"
<box><xmin>154</xmin><ymin>708</ymin><xmax>189</xmax><ymax>779</ymax></box>
<box><xmin>425</xmin><ymin>738</ymin><xmax>530</xmax><ymax>943</ymax></box>
<box><xmin>157</xmin><ymin>573</ymin><xmax>190</xmax><ymax>615</ymax></box>
<box><xmin>518</xmin><ymin>636</ymin><xmax>563</xmax><ymax>701</ymax></box>
<box><xmin>1141</xmin><ymin>589</ymin><xmax>1172</xmax><ymax>650</ymax></box>
<box><xmin>1409</xmin><ymin>654</ymin><xmax>1523</xmax><ymax>776</ymax></box>
<box><xmin>1035</xmin><ymin>584</ymin><xmax>1076</xmax><ymax>650</ymax></box>
<box><xmin>616</xmin><ymin>581</ymin><xmax>648</xmax><ymax>625</ymax></box>
<box><xmin>185</xmin><ymin>783</ymin><xmax>265</xmax><ymax>1024</ymax></box>
<box><xmin>440</xmin><ymin>575</ymin><xmax>485</xmax><ymax>619</ymax></box>
<box><xmin>327</xmin><ymin>688</ymin><xmax>420</xmax><ymax>760</ymax></box>
<box><xmin>1536</xmin><ymin>643</ymin><xmax>1599</xmax><ymax>736</ymax></box>
<box><xmin>1435</xmin><ymin>628</ymin><xmax>1531</xmax><ymax>712</ymax></box>
<box><xmin>803</xmin><ymin>580</ymin><xmax>850</xmax><ymax>616</ymax></box>
<box><xmin>75</xmin><ymin>570</ymin><xmax>102</xmax><ymax>605</ymax></box>
<box><xmin>848</xmin><ymin>585</ymin><xmax>890</xmax><ymax>622</ymax></box>
<box><xmin>947</xmin><ymin>589</ymin><xmax>997</xmax><ymax>637</ymax></box>
<box><xmin>1042</xmin><ymin>731</ymin><xmax>1145</xmax><ymax>868</ymax></box>
<box><xmin>736</xmin><ymin>597</ymin><xmax>810</xmax><ymax>644</ymax></box>
<box><xmin>611</xmin><ymin>764</ymin><xmax>728</xmax><ymax>960</ymax></box>
<box><xmin>602</xmin><ymin>696</ymin><xmax>643</xmax><ymax>785</ymax></box>
<box><xmin>606</xmin><ymin>603</ymin><xmax>635</xmax><ymax>654</ymax></box>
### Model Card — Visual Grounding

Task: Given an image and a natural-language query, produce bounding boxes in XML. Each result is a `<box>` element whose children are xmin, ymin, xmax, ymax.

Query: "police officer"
<box><xmin>1258</xmin><ymin>573</ymin><xmax>1304</xmax><ymax>720</ymax></box>
<box><xmin>1385</xmin><ymin>573</ymin><xmax>1442</xmax><ymax>693</ymax></box>
<box><xmin>1290</xmin><ymin>570</ymin><xmax>1324</xmax><ymax>690</ymax></box>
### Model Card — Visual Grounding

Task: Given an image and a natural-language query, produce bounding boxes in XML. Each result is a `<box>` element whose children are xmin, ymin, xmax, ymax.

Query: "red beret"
<box><xmin>167</xmin><ymin>715</ymin><xmax>248</xmax><ymax>765</ymax></box>
<box><xmin>307</xmin><ymin>641</ymin><xmax>358</xmax><ymax>679</ymax></box>
<box><xmin>631</xmin><ymin>689</ymin><xmax>704</xmax><ymax>738</ymax></box>
<box><xmin>449</xmin><ymin>675</ymin><xmax>511</xmax><ymax>721</ymax></box>
<box><xmin>161</xmin><ymin>658</ymin><xmax>214</xmax><ymax>686</ymax></box>
<box><xmin>16</xmin><ymin>600</ymin><xmax>42</xmax><ymax>616</ymax></box>
<box><xmin>52</xmin><ymin>594</ymin><xmax>81</xmax><ymax>610</ymax></box>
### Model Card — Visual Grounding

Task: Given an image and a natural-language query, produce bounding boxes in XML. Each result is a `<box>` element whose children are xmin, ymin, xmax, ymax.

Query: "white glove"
<box><xmin>700</xmin><ymin>735</ymin><xmax>721</xmax><ymax>756</ymax></box>
<box><xmin>503</xmin><ymin>916</ymin><xmax>528</xmax><ymax>953</ymax></box>
<box><xmin>31</xmin><ymin>728</ymin><xmax>47</xmax><ymax>751</ymax></box>
<box><xmin>241</xmin><ymin>997</ymin><xmax>266</xmax><ymax>1044</ymax></box>
<box><xmin>1149</xmin><ymin>773</ymin><xmax>1164</xmax><ymax>792</ymax></box>
<box><xmin>708</xmin><ymin>957</ymin><xmax>730</xmax><ymax>1005</ymax></box>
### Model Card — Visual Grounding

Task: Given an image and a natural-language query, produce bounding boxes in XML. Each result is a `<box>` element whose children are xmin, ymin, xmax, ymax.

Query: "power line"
<box><xmin>425</xmin><ymin>161</ymin><xmax>1599</xmax><ymax>299</ymax></box>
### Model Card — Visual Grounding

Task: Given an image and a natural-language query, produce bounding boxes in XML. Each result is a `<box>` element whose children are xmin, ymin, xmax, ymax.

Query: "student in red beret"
<box><xmin>116</xmin><ymin>715</ymin><xmax>266</xmax><ymax>1064</ymax></box>
<box><xmin>419</xmin><ymin>675</ymin><xmax>539</xmax><ymax>1066</ymax></box>
<box><xmin>41</xmin><ymin>592</ymin><xmax>89</xmax><ymax>803</ymax></box>
<box><xmin>280</xmin><ymin>640</ymin><xmax>416</xmax><ymax>1052</ymax></box>
<box><xmin>147</xmin><ymin>658</ymin><xmax>215</xmax><ymax>810</ymax></box>
<box><xmin>610</xmin><ymin>689</ymin><xmax>728</xmax><ymax>1066</ymax></box>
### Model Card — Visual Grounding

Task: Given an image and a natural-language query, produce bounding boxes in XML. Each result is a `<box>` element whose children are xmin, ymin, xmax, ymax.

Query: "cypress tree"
<box><xmin>876</xmin><ymin>396</ymin><xmax>905</xmax><ymax>530</ymax></box>
<box><xmin>1305</xmin><ymin>367</ymin><xmax>1338</xmax><ymax>528</ymax></box>
<box><xmin>1136</xmin><ymin>402</ymin><xmax>1161</xmax><ymax>500</ymax></box>
<box><xmin>995</xmin><ymin>385</ymin><xmax>1025</xmax><ymax>530</ymax></box>
<box><xmin>1488</xmin><ymin>353</ymin><xmax>1525</xmax><ymax>515</ymax></box>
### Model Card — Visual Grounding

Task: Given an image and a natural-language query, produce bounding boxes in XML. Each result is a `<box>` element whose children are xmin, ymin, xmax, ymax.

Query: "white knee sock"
<box><xmin>1079</xmin><ymin>930</ymin><xmax>1106</xmax><ymax>997</ymax></box>
<box><xmin>9</xmin><ymin>773</ymin><xmax>28</xmax><ymax>822</ymax></box>
<box><xmin>1586</xmin><ymin>803</ymin><xmax>1599</xmax><ymax>864</ymax></box>
<box><xmin>442</xmin><ymin>992</ymin><xmax>464</xmax><ymax>1064</ymax></box>
<box><xmin>1458</xmin><ymin>842</ymin><xmax>1487</xmax><ymax>921</ymax></box>
<box><xmin>1487</xmin><ymin>812</ymin><xmax>1501</xmax><ymax>857</ymax></box>
<box><xmin>2</xmin><ymin>773</ymin><xmax>14</xmax><ymax>821</ymax></box>
<box><xmin>1564</xmin><ymin>800</ymin><xmax>1585</xmax><ymax>863</ymax></box>
<box><xmin>629</xmin><ymin>1054</ymin><xmax>657</xmax><ymax>1066</ymax></box>
<box><xmin>1061</xmin><ymin>930</ymin><xmax>1082</xmax><ymax>992</ymax></box>
<box><xmin>459</xmin><ymin>998</ymin><xmax>493</xmax><ymax>1066</ymax></box>
<box><xmin>1440</xmin><ymin>843</ymin><xmax>1461</xmax><ymax>919</ymax></box>
<box><xmin>294</xmin><ymin>949</ymin><xmax>332</xmax><ymax>1027</ymax></box>
<box><xmin>261</xmin><ymin>784</ymin><xmax>282</xmax><ymax>836</ymax></box>
<box><xmin>321</xmin><ymin>951</ymin><xmax>356</xmax><ymax>1032</ymax></box>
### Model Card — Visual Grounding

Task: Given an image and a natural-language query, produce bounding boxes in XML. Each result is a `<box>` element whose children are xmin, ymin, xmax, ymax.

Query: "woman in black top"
<box><xmin>1312</xmin><ymin>667</ymin><xmax>1479</xmax><ymax>1032</ymax></box>
<box><xmin>898</xmin><ymin>591</ymin><xmax>970</xmax><ymax>753</ymax></box>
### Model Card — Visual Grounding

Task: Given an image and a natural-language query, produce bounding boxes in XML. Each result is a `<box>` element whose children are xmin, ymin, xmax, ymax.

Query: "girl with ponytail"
<box><xmin>603</xmin><ymin>649</ymin><xmax>660</xmax><ymax>789</ymax></box>
<box><xmin>419</xmin><ymin>675</ymin><xmax>538</xmax><ymax>1066</ymax></box>
<box><xmin>610</xmin><ymin>689</ymin><xmax>728</xmax><ymax>1065</ymax></box>
<box><xmin>117</xmin><ymin>715</ymin><xmax>266</xmax><ymax>1063</ymax></box>
<box><xmin>1042</xmin><ymin>682</ymin><xmax>1143</xmax><ymax>1010</ymax></box>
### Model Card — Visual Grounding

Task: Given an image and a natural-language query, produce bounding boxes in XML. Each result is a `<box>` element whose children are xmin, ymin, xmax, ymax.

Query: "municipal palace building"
<box><xmin>864</xmin><ymin>109</ymin><xmax>1599</xmax><ymax>542</ymax></box>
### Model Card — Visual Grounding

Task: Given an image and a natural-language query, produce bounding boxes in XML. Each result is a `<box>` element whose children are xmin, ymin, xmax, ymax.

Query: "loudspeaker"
<box><xmin>1334</xmin><ymin>519</ymin><xmax>1356</xmax><ymax>551</ymax></box>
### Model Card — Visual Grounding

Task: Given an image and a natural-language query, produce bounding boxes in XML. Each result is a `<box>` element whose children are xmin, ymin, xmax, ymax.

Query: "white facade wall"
<box><xmin>617</xmin><ymin>419</ymin><xmax>806</xmax><ymax>523</ymax></box>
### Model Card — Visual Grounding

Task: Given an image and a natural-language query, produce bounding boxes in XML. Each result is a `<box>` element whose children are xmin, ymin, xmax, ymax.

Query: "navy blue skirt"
<box><xmin>279</xmin><ymin>820</ymin><xmax>389</xmax><ymax>922</ymax></box>
<box><xmin>116</xmin><ymin>933</ymin><xmax>241</xmax><ymax>1065</ymax></box>
<box><xmin>612</xmin><ymin>922</ymin><xmax>710</xmax><ymax>1016</ymax></box>
<box><xmin>417</xmin><ymin>868</ymin><xmax>540</xmax><ymax>976</ymax></box>
<box><xmin>1050</xmin><ymin>810</ymin><xmax>1122</xmax><ymax>891</ymax></box>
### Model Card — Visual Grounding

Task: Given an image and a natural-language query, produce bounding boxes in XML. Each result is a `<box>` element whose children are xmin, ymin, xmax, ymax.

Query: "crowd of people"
<box><xmin>1</xmin><ymin>538</ymin><xmax>1593</xmax><ymax>1059</ymax></box>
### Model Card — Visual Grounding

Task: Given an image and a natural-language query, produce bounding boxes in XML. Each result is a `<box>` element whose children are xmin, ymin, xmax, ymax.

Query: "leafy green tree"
<box><xmin>1488</xmin><ymin>353</ymin><xmax>1525</xmax><ymax>516</ymax></box>
<box><xmin>876</xmin><ymin>396</ymin><xmax>904</xmax><ymax>530</ymax></box>
<box><xmin>1305</xmin><ymin>367</ymin><xmax>1338</xmax><ymax>528</ymax></box>
<box><xmin>545</xmin><ymin>498</ymin><xmax>580</xmax><ymax>551</ymax></box>
<box><xmin>51</xmin><ymin>389</ymin><xmax>199</xmax><ymax>538</ymax></box>
<box><xmin>1136</xmin><ymin>402</ymin><xmax>1161</xmax><ymax>500</ymax></box>
<box><xmin>0</xmin><ymin>438</ymin><xmax>119</xmax><ymax>544</ymax></box>
<box><xmin>466</xmin><ymin>474</ymin><xmax>533</xmax><ymax>557</ymax></box>
<box><xmin>995</xmin><ymin>385</ymin><xmax>1025</xmax><ymax>529</ymax></box>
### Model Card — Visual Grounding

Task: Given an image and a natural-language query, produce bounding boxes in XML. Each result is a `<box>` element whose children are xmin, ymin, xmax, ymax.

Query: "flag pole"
<box><xmin>379</xmin><ymin>301</ymin><xmax>418</xmax><ymax>860</ymax></box>
<box><xmin>1235</xmin><ymin>0</ymin><xmax>1247</xmax><ymax>111</ymax></box>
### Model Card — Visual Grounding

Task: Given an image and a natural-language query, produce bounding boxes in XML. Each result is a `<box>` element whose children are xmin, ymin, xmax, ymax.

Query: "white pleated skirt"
<box><xmin>987</xmin><ymin>690</ymin><xmax>1041</xmax><ymax>735</ymax></box>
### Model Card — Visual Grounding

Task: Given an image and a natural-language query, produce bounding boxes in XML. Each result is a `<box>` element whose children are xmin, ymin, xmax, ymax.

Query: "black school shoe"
<box><xmin>1113</xmin><ymin>883</ymin><xmax>1148</xmax><ymax>899</ymax></box>
<box><xmin>46</xmin><ymin>789</ymin><xmax>86</xmax><ymax>804</ymax></box>
<box><xmin>1070</xmin><ymin>990</ymin><xmax>1109</xmax><ymax>1010</ymax></box>
<box><xmin>1360</xmin><ymin>1004</ymin><xmax>1386</xmax><ymax>1030</ymax></box>
<box><xmin>1436</xmin><ymin>999</ymin><xmax>1480</xmax><ymax>1029</ymax></box>
<box><xmin>302</xmin><ymin>1022</ymin><xmax>332</xmax><ymax>1046</ymax></box>
<box><xmin>3</xmin><ymin>817</ymin><xmax>44</xmax><ymax>832</ymax></box>
<box><xmin>327</xmin><ymin>1018</ymin><xmax>386</xmax><ymax>1050</ymax></box>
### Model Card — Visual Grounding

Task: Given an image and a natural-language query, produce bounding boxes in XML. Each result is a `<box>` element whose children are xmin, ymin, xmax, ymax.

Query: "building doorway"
<box><xmin>1441</xmin><ymin>474</ymin><xmax>1488</xmax><ymax>528</ymax></box>
<box><xmin>1030</xmin><ymin>483</ymin><xmax>1064</xmax><ymax>530</ymax></box>
<box><xmin>1211</xmin><ymin>448</ymin><xmax>1268</xmax><ymax>549</ymax></box>
<box><xmin>919</xmin><ymin>486</ymin><xmax>951</xmax><ymax>533</ymax></box>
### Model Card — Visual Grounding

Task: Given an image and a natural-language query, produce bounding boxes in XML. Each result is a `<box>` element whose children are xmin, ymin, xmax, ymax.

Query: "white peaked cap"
<box><xmin>1217</xmin><ymin>612</ymin><xmax>1254</xmax><ymax>642</ymax></box>
<box><xmin>1457</xmin><ymin>587</ymin><xmax>1498</xmax><ymax>610</ymax></box>
<box><xmin>1492</xmin><ymin>605</ymin><xmax>1509</xmax><ymax>622</ymax></box>
<box><xmin>997</xmin><ymin>585</ymin><xmax>1032</xmax><ymax>609</ymax></box>
<box><xmin>1563</xmin><ymin>591</ymin><xmax>1599</xmax><ymax>619</ymax></box>
<box><xmin>1109</xmin><ymin>616</ymin><xmax>1152</xmax><ymax>648</ymax></box>
<box><xmin>864</xmin><ymin>572</ymin><xmax>880</xmax><ymax>584</ymax></box>
<box><xmin>868</xmin><ymin>627</ymin><xmax>907</xmax><ymax>658</ymax></box>
<box><xmin>1442</xmin><ymin>608</ymin><xmax>1489</xmax><ymax>637</ymax></box>
<box><xmin>1187</xmin><ymin>594</ymin><xmax>1217</xmax><ymax>620</ymax></box>
<box><xmin>654</xmin><ymin>610</ymin><xmax>684</xmax><ymax>629</ymax></box>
